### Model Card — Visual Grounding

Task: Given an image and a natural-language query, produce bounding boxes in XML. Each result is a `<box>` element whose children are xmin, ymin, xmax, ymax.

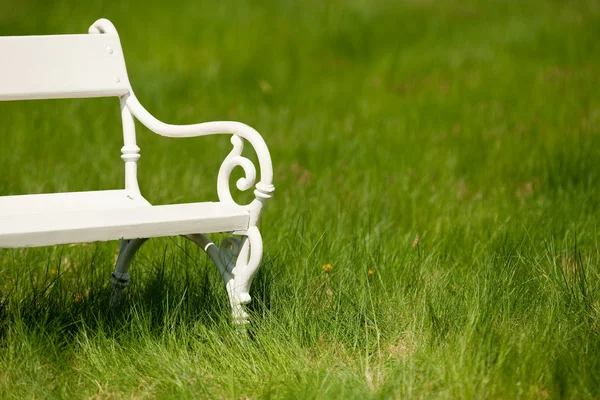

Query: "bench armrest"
<box><xmin>125</xmin><ymin>93</ymin><xmax>274</xmax><ymax>224</ymax></box>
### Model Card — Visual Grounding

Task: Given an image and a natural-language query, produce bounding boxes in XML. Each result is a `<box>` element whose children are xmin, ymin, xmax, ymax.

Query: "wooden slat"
<box><xmin>0</xmin><ymin>34</ymin><xmax>130</xmax><ymax>101</ymax></box>
<box><xmin>0</xmin><ymin>202</ymin><xmax>250</xmax><ymax>248</ymax></box>
<box><xmin>0</xmin><ymin>190</ymin><xmax>151</xmax><ymax>218</ymax></box>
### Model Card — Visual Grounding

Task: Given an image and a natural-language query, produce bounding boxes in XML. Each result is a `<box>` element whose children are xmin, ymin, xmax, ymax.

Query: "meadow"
<box><xmin>0</xmin><ymin>0</ymin><xmax>599</xmax><ymax>398</ymax></box>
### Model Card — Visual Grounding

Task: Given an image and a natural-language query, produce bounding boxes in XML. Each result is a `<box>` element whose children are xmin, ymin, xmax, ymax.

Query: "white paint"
<box><xmin>0</xmin><ymin>190</ymin><xmax>149</xmax><ymax>218</ymax></box>
<box><xmin>0</xmin><ymin>34</ymin><xmax>129</xmax><ymax>101</ymax></box>
<box><xmin>0</xmin><ymin>18</ymin><xmax>276</xmax><ymax>323</ymax></box>
<box><xmin>0</xmin><ymin>202</ymin><xmax>249</xmax><ymax>248</ymax></box>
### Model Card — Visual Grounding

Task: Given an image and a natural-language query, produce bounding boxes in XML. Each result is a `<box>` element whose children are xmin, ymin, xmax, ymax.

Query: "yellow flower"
<box><xmin>368</xmin><ymin>266</ymin><xmax>376</xmax><ymax>276</ymax></box>
<box><xmin>321</xmin><ymin>264</ymin><xmax>333</xmax><ymax>272</ymax></box>
<box><xmin>74</xmin><ymin>293</ymin><xmax>83</xmax><ymax>303</ymax></box>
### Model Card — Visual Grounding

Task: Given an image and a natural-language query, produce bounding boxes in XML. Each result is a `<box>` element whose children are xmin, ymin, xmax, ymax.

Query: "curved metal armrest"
<box><xmin>125</xmin><ymin>92</ymin><xmax>275</xmax><ymax>222</ymax></box>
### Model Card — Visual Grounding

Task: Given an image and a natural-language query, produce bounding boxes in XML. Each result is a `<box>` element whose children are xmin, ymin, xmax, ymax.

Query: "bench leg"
<box><xmin>185</xmin><ymin>226</ymin><xmax>263</xmax><ymax>324</ymax></box>
<box><xmin>110</xmin><ymin>238</ymin><xmax>147</xmax><ymax>308</ymax></box>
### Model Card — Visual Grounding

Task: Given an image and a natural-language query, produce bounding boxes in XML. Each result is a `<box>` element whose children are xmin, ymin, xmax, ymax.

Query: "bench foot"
<box><xmin>185</xmin><ymin>226</ymin><xmax>263</xmax><ymax>324</ymax></box>
<box><xmin>110</xmin><ymin>238</ymin><xmax>147</xmax><ymax>308</ymax></box>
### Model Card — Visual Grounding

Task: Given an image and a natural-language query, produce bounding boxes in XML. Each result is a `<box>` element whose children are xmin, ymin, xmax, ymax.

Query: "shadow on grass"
<box><xmin>0</xmin><ymin>253</ymin><xmax>279</xmax><ymax>346</ymax></box>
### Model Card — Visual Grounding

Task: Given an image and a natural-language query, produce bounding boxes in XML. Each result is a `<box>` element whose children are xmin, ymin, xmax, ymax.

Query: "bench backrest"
<box><xmin>0</xmin><ymin>33</ymin><xmax>130</xmax><ymax>101</ymax></box>
<box><xmin>1</xmin><ymin>19</ymin><xmax>141</xmax><ymax>192</ymax></box>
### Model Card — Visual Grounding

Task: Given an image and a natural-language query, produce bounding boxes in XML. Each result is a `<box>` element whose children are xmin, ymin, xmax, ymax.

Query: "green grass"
<box><xmin>1</xmin><ymin>0</ymin><xmax>599</xmax><ymax>398</ymax></box>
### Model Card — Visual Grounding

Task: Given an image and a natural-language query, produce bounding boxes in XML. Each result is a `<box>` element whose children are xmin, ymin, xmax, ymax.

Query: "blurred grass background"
<box><xmin>0</xmin><ymin>0</ymin><xmax>599</xmax><ymax>398</ymax></box>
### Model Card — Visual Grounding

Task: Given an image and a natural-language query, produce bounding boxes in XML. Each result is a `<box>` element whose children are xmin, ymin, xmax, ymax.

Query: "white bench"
<box><xmin>0</xmin><ymin>18</ymin><xmax>275</xmax><ymax>323</ymax></box>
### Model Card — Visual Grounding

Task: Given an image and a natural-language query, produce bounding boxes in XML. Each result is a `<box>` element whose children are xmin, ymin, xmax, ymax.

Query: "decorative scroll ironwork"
<box><xmin>217</xmin><ymin>135</ymin><xmax>257</xmax><ymax>206</ymax></box>
<box><xmin>184</xmin><ymin>229</ymin><xmax>261</xmax><ymax>324</ymax></box>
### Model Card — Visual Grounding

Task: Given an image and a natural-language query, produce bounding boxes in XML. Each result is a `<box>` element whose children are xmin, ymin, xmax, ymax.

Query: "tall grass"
<box><xmin>0</xmin><ymin>0</ymin><xmax>599</xmax><ymax>398</ymax></box>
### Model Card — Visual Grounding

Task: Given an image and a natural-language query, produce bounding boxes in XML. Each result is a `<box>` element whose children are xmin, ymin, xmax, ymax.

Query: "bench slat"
<box><xmin>0</xmin><ymin>202</ymin><xmax>250</xmax><ymax>248</ymax></box>
<box><xmin>0</xmin><ymin>34</ymin><xmax>130</xmax><ymax>101</ymax></box>
<box><xmin>0</xmin><ymin>190</ymin><xmax>150</xmax><ymax>218</ymax></box>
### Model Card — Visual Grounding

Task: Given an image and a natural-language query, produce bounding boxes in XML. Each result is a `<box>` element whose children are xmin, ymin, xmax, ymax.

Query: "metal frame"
<box><xmin>89</xmin><ymin>19</ymin><xmax>275</xmax><ymax>323</ymax></box>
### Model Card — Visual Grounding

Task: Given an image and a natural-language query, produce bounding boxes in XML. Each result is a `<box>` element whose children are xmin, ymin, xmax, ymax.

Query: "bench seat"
<box><xmin>0</xmin><ymin>190</ymin><xmax>250</xmax><ymax>248</ymax></box>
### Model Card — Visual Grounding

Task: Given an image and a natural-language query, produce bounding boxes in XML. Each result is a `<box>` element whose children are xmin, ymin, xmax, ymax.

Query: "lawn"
<box><xmin>0</xmin><ymin>0</ymin><xmax>599</xmax><ymax>398</ymax></box>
